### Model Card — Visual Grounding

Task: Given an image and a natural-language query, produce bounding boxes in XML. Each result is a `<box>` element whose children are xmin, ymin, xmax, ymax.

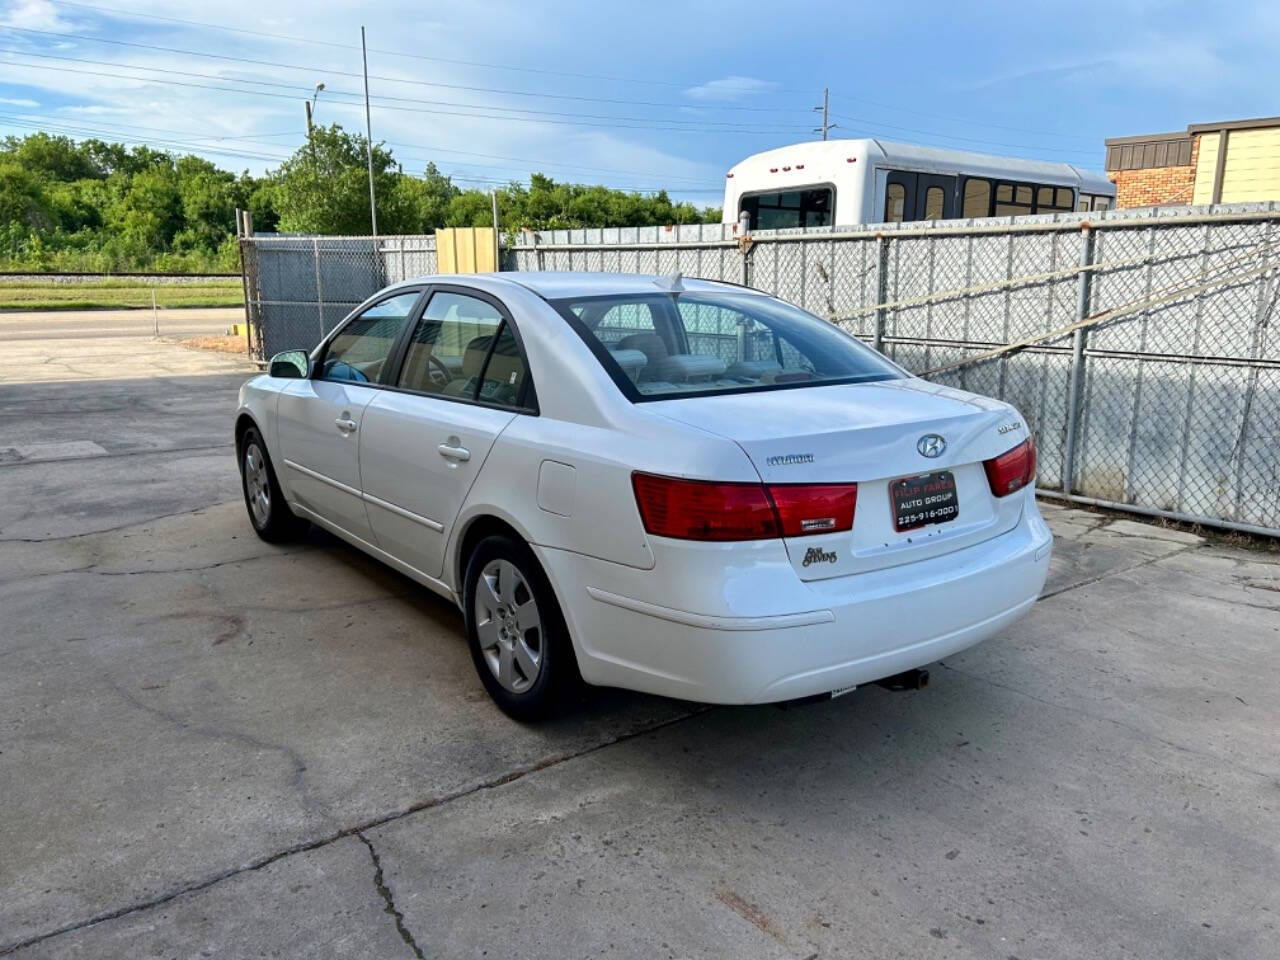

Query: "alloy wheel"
<box><xmin>474</xmin><ymin>559</ymin><xmax>543</xmax><ymax>693</ymax></box>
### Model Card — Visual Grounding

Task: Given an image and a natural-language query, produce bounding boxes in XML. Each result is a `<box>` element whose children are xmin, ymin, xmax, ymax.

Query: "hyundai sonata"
<box><xmin>235</xmin><ymin>272</ymin><xmax>1051</xmax><ymax>718</ymax></box>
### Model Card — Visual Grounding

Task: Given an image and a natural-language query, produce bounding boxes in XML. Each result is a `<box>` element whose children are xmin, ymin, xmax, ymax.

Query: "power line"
<box><xmin>45</xmin><ymin>0</ymin><xmax>1104</xmax><ymax>142</ymax></box>
<box><xmin>0</xmin><ymin>24</ymin><xmax>807</xmax><ymax>117</ymax></box>
<box><xmin>43</xmin><ymin>0</ymin><xmax>718</xmax><ymax>90</ymax></box>
<box><xmin>0</xmin><ymin>56</ymin><xmax>808</xmax><ymax>135</ymax></box>
<box><xmin>0</xmin><ymin>46</ymin><xmax>1097</xmax><ymax>161</ymax></box>
<box><xmin>829</xmin><ymin>112</ymin><xmax>1099</xmax><ymax>160</ymax></box>
<box><xmin>0</xmin><ymin>27</ymin><xmax>1100</xmax><ymax>158</ymax></box>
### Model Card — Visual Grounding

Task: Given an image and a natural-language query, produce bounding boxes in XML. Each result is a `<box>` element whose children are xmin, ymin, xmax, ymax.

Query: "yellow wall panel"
<box><xmin>1221</xmin><ymin>129</ymin><xmax>1280</xmax><ymax>201</ymax></box>
<box><xmin>433</xmin><ymin>227</ymin><xmax>497</xmax><ymax>274</ymax></box>
<box><xmin>1192</xmin><ymin>133</ymin><xmax>1219</xmax><ymax>205</ymax></box>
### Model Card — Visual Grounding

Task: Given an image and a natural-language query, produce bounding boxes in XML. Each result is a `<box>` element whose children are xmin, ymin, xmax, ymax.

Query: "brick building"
<box><xmin>1105</xmin><ymin>116</ymin><xmax>1280</xmax><ymax>209</ymax></box>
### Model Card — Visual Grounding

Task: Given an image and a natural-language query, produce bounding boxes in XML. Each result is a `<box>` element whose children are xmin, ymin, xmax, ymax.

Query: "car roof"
<box><xmin>392</xmin><ymin>271</ymin><xmax>759</xmax><ymax>300</ymax></box>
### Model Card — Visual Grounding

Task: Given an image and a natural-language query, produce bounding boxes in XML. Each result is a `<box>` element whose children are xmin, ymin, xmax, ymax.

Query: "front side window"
<box><xmin>321</xmin><ymin>291</ymin><xmax>421</xmax><ymax>383</ymax></box>
<box><xmin>555</xmin><ymin>290</ymin><xmax>902</xmax><ymax>401</ymax></box>
<box><xmin>398</xmin><ymin>291</ymin><xmax>529</xmax><ymax>407</ymax></box>
<box><xmin>739</xmin><ymin>187</ymin><xmax>833</xmax><ymax>230</ymax></box>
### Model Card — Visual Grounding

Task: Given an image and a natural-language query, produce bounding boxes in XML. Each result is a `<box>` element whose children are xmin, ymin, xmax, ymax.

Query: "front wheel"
<box><xmin>239</xmin><ymin>426</ymin><xmax>307</xmax><ymax>542</ymax></box>
<box><xmin>462</xmin><ymin>535</ymin><xmax>579</xmax><ymax>720</ymax></box>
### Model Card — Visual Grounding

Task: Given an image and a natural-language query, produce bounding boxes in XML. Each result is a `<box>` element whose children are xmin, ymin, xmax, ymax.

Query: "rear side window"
<box><xmin>321</xmin><ymin>291</ymin><xmax>420</xmax><ymax>383</ymax></box>
<box><xmin>398</xmin><ymin>291</ymin><xmax>530</xmax><ymax>408</ymax></box>
<box><xmin>739</xmin><ymin>187</ymin><xmax>834</xmax><ymax>230</ymax></box>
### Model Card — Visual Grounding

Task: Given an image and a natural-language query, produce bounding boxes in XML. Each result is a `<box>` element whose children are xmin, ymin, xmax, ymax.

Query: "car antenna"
<box><xmin>653</xmin><ymin>272</ymin><xmax>684</xmax><ymax>298</ymax></box>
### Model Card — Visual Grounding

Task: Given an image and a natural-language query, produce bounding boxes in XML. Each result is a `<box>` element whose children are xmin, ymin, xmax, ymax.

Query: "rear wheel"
<box><xmin>462</xmin><ymin>535</ymin><xmax>579</xmax><ymax>720</ymax></box>
<box><xmin>239</xmin><ymin>426</ymin><xmax>307</xmax><ymax>542</ymax></box>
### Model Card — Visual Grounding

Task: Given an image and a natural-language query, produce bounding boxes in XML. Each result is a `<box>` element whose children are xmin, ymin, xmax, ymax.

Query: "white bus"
<box><xmin>723</xmin><ymin>139</ymin><xmax>1115</xmax><ymax>229</ymax></box>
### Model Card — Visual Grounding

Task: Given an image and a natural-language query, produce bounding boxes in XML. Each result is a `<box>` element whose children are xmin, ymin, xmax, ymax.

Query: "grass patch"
<box><xmin>0</xmin><ymin>277</ymin><xmax>244</xmax><ymax>311</ymax></box>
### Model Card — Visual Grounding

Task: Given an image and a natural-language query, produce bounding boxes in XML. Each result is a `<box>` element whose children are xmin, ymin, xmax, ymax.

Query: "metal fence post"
<box><xmin>313</xmin><ymin>238</ymin><xmax>324</xmax><ymax>341</ymax></box>
<box><xmin>1061</xmin><ymin>224</ymin><xmax>1095</xmax><ymax>495</ymax></box>
<box><xmin>873</xmin><ymin>233</ymin><xmax>890</xmax><ymax>353</ymax></box>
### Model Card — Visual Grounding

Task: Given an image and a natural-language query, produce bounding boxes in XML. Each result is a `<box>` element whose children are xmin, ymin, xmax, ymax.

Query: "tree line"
<box><xmin>0</xmin><ymin>126</ymin><xmax>722</xmax><ymax>274</ymax></box>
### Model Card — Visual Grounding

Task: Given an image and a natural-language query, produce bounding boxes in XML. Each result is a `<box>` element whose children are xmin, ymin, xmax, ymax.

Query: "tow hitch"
<box><xmin>874</xmin><ymin>668</ymin><xmax>930</xmax><ymax>692</ymax></box>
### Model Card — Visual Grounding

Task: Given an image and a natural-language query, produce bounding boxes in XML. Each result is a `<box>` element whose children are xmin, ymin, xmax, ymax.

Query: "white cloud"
<box><xmin>0</xmin><ymin>0</ymin><xmax>71</xmax><ymax>30</ymax></box>
<box><xmin>683</xmin><ymin>76</ymin><xmax>779</xmax><ymax>102</ymax></box>
<box><xmin>0</xmin><ymin>95</ymin><xmax>38</xmax><ymax>107</ymax></box>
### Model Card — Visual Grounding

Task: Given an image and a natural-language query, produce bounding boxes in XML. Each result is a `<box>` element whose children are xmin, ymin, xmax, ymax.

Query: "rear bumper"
<box><xmin>536</xmin><ymin>502</ymin><xmax>1052</xmax><ymax>704</ymax></box>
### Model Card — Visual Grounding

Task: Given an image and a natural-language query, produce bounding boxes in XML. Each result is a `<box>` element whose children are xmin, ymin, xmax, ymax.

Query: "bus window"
<box><xmin>1078</xmin><ymin>196</ymin><xmax>1090</xmax><ymax>212</ymax></box>
<box><xmin>1036</xmin><ymin>186</ymin><xmax>1075</xmax><ymax>213</ymax></box>
<box><xmin>885</xmin><ymin>183</ymin><xmax>906</xmax><ymax>222</ymax></box>
<box><xmin>963</xmin><ymin>178</ymin><xmax>991</xmax><ymax>217</ymax></box>
<box><xmin>923</xmin><ymin>186</ymin><xmax>945</xmax><ymax>221</ymax></box>
<box><xmin>1093</xmin><ymin>197</ymin><xmax>1111</xmax><ymax>211</ymax></box>
<box><xmin>994</xmin><ymin>182</ymin><xmax>1032</xmax><ymax>216</ymax></box>
<box><xmin>739</xmin><ymin>187</ymin><xmax>833</xmax><ymax>230</ymax></box>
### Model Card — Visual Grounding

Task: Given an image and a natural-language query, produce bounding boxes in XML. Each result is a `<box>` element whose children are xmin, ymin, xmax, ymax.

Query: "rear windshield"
<box><xmin>551</xmin><ymin>289</ymin><xmax>903</xmax><ymax>401</ymax></box>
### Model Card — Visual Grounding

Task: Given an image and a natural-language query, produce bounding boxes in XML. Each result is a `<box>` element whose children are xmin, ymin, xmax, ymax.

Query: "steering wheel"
<box><xmin>428</xmin><ymin>354</ymin><xmax>452</xmax><ymax>388</ymax></box>
<box><xmin>322</xmin><ymin>359</ymin><xmax>368</xmax><ymax>383</ymax></box>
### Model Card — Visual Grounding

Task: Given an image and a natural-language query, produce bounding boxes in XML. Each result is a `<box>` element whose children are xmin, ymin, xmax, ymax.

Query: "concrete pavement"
<box><xmin>1</xmin><ymin>334</ymin><xmax>1276</xmax><ymax>959</ymax></box>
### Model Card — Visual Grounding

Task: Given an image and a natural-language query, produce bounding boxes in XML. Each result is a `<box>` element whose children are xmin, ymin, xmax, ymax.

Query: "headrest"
<box><xmin>461</xmin><ymin>335</ymin><xmax>493</xmax><ymax>378</ymax></box>
<box><xmin>617</xmin><ymin>332</ymin><xmax>668</xmax><ymax>363</ymax></box>
<box><xmin>608</xmin><ymin>348</ymin><xmax>648</xmax><ymax>381</ymax></box>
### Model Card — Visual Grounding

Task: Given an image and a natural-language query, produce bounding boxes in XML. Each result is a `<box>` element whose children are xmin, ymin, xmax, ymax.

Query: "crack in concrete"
<box><xmin>357</xmin><ymin>832</ymin><xmax>426</xmax><ymax>960</ymax></box>
<box><xmin>0</xmin><ymin>502</ymin><xmax>239</xmax><ymax>543</ymax></box>
<box><xmin>0</xmin><ymin>442</ymin><xmax>231</xmax><ymax>471</ymax></box>
<box><xmin>0</xmin><ymin>707</ymin><xmax>704</xmax><ymax>957</ymax></box>
<box><xmin>0</xmin><ymin>505</ymin><xmax>1235</xmax><ymax>955</ymax></box>
<box><xmin>0</xmin><ymin>552</ymin><xmax>309</xmax><ymax>588</ymax></box>
<box><xmin>1039</xmin><ymin>543</ymin><xmax>1201</xmax><ymax>601</ymax></box>
<box><xmin>105</xmin><ymin>673</ymin><xmax>318</xmax><ymax>795</ymax></box>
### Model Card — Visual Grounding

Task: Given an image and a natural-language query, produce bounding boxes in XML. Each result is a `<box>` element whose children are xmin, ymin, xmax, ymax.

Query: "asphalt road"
<box><xmin>1</xmin><ymin>332</ymin><xmax>1277</xmax><ymax>959</ymax></box>
<box><xmin>0</xmin><ymin>306</ymin><xmax>243</xmax><ymax>341</ymax></box>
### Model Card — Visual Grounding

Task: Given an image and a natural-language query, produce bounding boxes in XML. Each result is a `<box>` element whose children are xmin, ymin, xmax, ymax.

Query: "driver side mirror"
<box><xmin>268</xmin><ymin>350</ymin><xmax>310</xmax><ymax>379</ymax></box>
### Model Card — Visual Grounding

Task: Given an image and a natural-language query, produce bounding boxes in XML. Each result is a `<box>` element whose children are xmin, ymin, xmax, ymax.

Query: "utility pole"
<box><xmin>490</xmin><ymin>190</ymin><xmax>500</xmax><ymax>271</ymax></box>
<box><xmin>361</xmin><ymin>26</ymin><xmax>377</xmax><ymax>237</ymax></box>
<box><xmin>812</xmin><ymin>87</ymin><xmax>836</xmax><ymax>141</ymax></box>
<box><xmin>306</xmin><ymin>84</ymin><xmax>323</xmax><ymax>160</ymax></box>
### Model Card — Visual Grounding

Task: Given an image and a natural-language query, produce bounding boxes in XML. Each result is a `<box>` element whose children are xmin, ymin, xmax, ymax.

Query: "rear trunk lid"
<box><xmin>646</xmin><ymin>378</ymin><xmax>1031</xmax><ymax>580</ymax></box>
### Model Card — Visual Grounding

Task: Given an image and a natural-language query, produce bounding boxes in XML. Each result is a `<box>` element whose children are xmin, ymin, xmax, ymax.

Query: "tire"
<box><xmin>238</xmin><ymin>426</ymin><xmax>307</xmax><ymax>543</ymax></box>
<box><xmin>462</xmin><ymin>534</ymin><xmax>580</xmax><ymax>720</ymax></box>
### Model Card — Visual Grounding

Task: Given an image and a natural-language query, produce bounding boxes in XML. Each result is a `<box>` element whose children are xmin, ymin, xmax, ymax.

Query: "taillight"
<box><xmin>766</xmin><ymin>484</ymin><xmax>857</xmax><ymax>537</ymax></box>
<box><xmin>983</xmin><ymin>436</ymin><xmax>1036</xmax><ymax>497</ymax></box>
<box><xmin>632</xmin><ymin>474</ymin><xmax>778</xmax><ymax>541</ymax></box>
<box><xmin>632</xmin><ymin>473</ymin><xmax>857</xmax><ymax>542</ymax></box>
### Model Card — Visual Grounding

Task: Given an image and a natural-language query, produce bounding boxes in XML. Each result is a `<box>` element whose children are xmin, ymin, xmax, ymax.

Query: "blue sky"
<box><xmin>0</xmin><ymin>0</ymin><xmax>1276</xmax><ymax>207</ymax></box>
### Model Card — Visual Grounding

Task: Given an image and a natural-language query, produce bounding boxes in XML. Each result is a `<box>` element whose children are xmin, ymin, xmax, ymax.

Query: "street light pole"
<box><xmin>361</xmin><ymin>26</ymin><xmax>378</xmax><ymax>237</ymax></box>
<box><xmin>305</xmin><ymin>82</ymin><xmax>324</xmax><ymax>136</ymax></box>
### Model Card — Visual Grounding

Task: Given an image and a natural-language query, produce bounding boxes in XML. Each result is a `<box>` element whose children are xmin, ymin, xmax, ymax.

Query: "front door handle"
<box><xmin>335</xmin><ymin>417</ymin><xmax>358</xmax><ymax>433</ymax></box>
<box><xmin>437</xmin><ymin>440</ymin><xmax>471</xmax><ymax>462</ymax></box>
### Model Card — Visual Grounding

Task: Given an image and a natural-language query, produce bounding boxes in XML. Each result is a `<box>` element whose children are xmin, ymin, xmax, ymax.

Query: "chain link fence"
<box><xmin>240</xmin><ymin>203</ymin><xmax>1280</xmax><ymax>536</ymax></box>
<box><xmin>240</xmin><ymin>234</ymin><xmax>436</xmax><ymax>358</ymax></box>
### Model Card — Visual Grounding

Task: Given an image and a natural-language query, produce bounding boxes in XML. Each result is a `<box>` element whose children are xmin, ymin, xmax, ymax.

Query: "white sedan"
<box><xmin>236</xmin><ymin>272</ymin><xmax>1051</xmax><ymax>719</ymax></box>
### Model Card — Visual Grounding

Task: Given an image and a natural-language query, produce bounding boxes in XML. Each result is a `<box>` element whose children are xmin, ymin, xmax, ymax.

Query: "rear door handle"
<box><xmin>437</xmin><ymin>441</ymin><xmax>471</xmax><ymax>462</ymax></box>
<box><xmin>335</xmin><ymin>417</ymin><xmax>357</xmax><ymax>433</ymax></box>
